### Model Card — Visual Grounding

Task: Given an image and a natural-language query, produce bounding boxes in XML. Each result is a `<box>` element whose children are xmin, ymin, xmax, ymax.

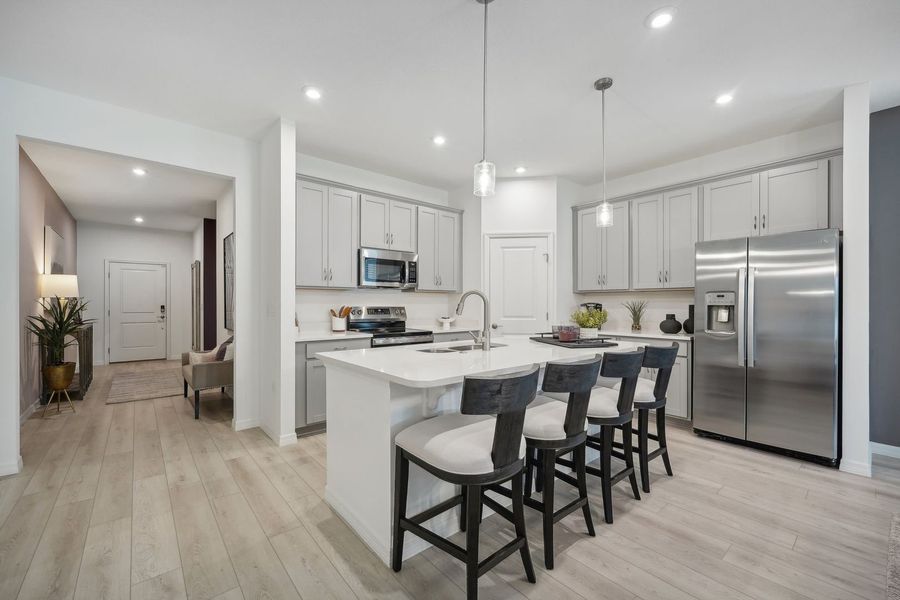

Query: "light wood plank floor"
<box><xmin>1</xmin><ymin>360</ymin><xmax>895</xmax><ymax>599</ymax></box>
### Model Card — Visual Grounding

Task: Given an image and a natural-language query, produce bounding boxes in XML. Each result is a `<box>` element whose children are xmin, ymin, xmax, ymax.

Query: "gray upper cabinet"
<box><xmin>631</xmin><ymin>195</ymin><xmax>664</xmax><ymax>289</ymax></box>
<box><xmin>360</xmin><ymin>194</ymin><xmax>417</xmax><ymax>251</ymax></box>
<box><xmin>575</xmin><ymin>203</ymin><xmax>629</xmax><ymax>292</ymax></box>
<box><xmin>417</xmin><ymin>206</ymin><xmax>460</xmax><ymax>291</ymax></box>
<box><xmin>703</xmin><ymin>160</ymin><xmax>828</xmax><ymax>241</ymax></box>
<box><xmin>702</xmin><ymin>174</ymin><xmax>760</xmax><ymax>241</ymax></box>
<box><xmin>760</xmin><ymin>159</ymin><xmax>828</xmax><ymax>236</ymax></box>
<box><xmin>297</xmin><ymin>181</ymin><xmax>358</xmax><ymax>288</ymax></box>
<box><xmin>663</xmin><ymin>186</ymin><xmax>698</xmax><ymax>288</ymax></box>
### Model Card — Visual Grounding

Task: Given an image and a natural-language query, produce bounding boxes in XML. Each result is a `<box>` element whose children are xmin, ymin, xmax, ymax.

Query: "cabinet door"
<box><xmin>760</xmin><ymin>160</ymin><xmax>828</xmax><ymax>236</ymax></box>
<box><xmin>360</xmin><ymin>194</ymin><xmax>390</xmax><ymax>249</ymax></box>
<box><xmin>437</xmin><ymin>211</ymin><xmax>459</xmax><ymax>290</ymax></box>
<box><xmin>631</xmin><ymin>195</ymin><xmax>664</xmax><ymax>289</ymax></box>
<box><xmin>306</xmin><ymin>359</ymin><xmax>327</xmax><ymax>424</ymax></box>
<box><xmin>576</xmin><ymin>208</ymin><xmax>602</xmax><ymax>291</ymax></box>
<box><xmin>664</xmin><ymin>186</ymin><xmax>699</xmax><ymax>288</ymax></box>
<box><xmin>602</xmin><ymin>202</ymin><xmax>630</xmax><ymax>290</ymax></box>
<box><xmin>389</xmin><ymin>200</ymin><xmax>416</xmax><ymax>252</ymax></box>
<box><xmin>327</xmin><ymin>187</ymin><xmax>357</xmax><ymax>288</ymax></box>
<box><xmin>666</xmin><ymin>356</ymin><xmax>688</xmax><ymax>419</ymax></box>
<box><xmin>296</xmin><ymin>181</ymin><xmax>328</xmax><ymax>287</ymax></box>
<box><xmin>702</xmin><ymin>174</ymin><xmax>760</xmax><ymax>241</ymax></box>
<box><xmin>416</xmin><ymin>206</ymin><xmax>439</xmax><ymax>291</ymax></box>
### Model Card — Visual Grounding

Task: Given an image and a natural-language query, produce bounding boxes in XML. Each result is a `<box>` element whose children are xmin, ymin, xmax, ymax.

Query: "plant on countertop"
<box><xmin>570</xmin><ymin>307</ymin><xmax>608</xmax><ymax>330</ymax></box>
<box><xmin>623</xmin><ymin>299</ymin><xmax>648</xmax><ymax>331</ymax></box>
<box><xmin>26</xmin><ymin>297</ymin><xmax>92</xmax><ymax>366</ymax></box>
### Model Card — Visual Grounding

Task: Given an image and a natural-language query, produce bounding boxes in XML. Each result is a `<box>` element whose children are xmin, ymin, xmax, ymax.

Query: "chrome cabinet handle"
<box><xmin>658</xmin><ymin>271</ymin><xmax>662</xmax><ymax>283</ymax></box>
<box><xmin>323</xmin><ymin>268</ymin><xmax>328</xmax><ymax>281</ymax></box>
<box><xmin>597</xmin><ymin>274</ymin><xmax>601</xmax><ymax>285</ymax></box>
<box><xmin>328</xmin><ymin>268</ymin><xmax>333</xmax><ymax>281</ymax></box>
<box><xmin>753</xmin><ymin>215</ymin><xmax>757</xmax><ymax>230</ymax></box>
<box><xmin>665</xmin><ymin>270</ymin><xmax>669</xmax><ymax>283</ymax></box>
<box><xmin>438</xmin><ymin>275</ymin><xmax>442</xmax><ymax>286</ymax></box>
<box><xmin>762</xmin><ymin>214</ymin><xmax>766</xmax><ymax>229</ymax></box>
<box><xmin>385</xmin><ymin>232</ymin><xmax>389</xmax><ymax>244</ymax></box>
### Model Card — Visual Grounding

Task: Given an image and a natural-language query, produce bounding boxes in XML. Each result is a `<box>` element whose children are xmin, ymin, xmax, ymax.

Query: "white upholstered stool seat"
<box><xmin>595</xmin><ymin>375</ymin><xmax>620</xmax><ymax>389</ymax></box>
<box><xmin>524</xmin><ymin>396</ymin><xmax>581</xmax><ymax>441</ymax></box>
<box><xmin>613</xmin><ymin>378</ymin><xmax>655</xmax><ymax>405</ymax></box>
<box><xmin>395</xmin><ymin>414</ymin><xmax>525</xmax><ymax>476</ymax></box>
<box><xmin>586</xmin><ymin>387</ymin><xmax>621</xmax><ymax>419</ymax></box>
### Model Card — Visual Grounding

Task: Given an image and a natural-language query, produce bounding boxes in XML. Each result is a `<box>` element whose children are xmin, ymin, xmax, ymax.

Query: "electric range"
<box><xmin>346</xmin><ymin>306</ymin><xmax>434</xmax><ymax>347</ymax></box>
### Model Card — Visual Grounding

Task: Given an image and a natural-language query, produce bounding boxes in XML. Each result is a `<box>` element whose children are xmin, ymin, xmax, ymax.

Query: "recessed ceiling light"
<box><xmin>646</xmin><ymin>7</ymin><xmax>676</xmax><ymax>29</ymax></box>
<box><xmin>515</xmin><ymin>166</ymin><xmax>527</xmax><ymax>174</ymax></box>
<box><xmin>132</xmin><ymin>167</ymin><xmax>146</xmax><ymax>176</ymax></box>
<box><xmin>303</xmin><ymin>86</ymin><xmax>322</xmax><ymax>100</ymax></box>
<box><xmin>134</xmin><ymin>216</ymin><xmax>144</xmax><ymax>223</ymax></box>
<box><xmin>432</xmin><ymin>135</ymin><xmax>446</xmax><ymax>146</ymax></box>
<box><xmin>715</xmin><ymin>93</ymin><xmax>734</xmax><ymax>105</ymax></box>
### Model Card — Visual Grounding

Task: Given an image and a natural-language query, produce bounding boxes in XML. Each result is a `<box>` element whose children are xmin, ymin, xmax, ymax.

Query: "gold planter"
<box><xmin>43</xmin><ymin>362</ymin><xmax>76</xmax><ymax>392</ymax></box>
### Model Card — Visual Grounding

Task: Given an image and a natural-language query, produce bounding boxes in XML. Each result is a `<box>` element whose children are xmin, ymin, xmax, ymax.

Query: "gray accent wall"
<box><xmin>869</xmin><ymin>105</ymin><xmax>900</xmax><ymax>446</ymax></box>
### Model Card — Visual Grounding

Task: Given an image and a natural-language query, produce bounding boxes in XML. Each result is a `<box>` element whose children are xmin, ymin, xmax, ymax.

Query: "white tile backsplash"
<box><xmin>296</xmin><ymin>288</ymin><xmax>457</xmax><ymax>328</ymax></box>
<box><xmin>568</xmin><ymin>290</ymin><xmax>695</xmax><ymax>334</ymax></box>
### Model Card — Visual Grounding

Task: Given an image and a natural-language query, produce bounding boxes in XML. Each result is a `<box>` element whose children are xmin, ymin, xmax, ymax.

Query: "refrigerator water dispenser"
<box><xmin>705</xmin><ymin>292</ymin><xmax>735</xmax><ymax>333</ymax></box>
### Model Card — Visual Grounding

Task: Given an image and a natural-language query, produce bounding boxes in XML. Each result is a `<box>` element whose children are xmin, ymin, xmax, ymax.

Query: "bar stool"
<box><xmin>391</xmin><ymin>366</ymin><xmax>539</xmax><ymax>600</ymax></box>
<box><xmin>613</xmin><ymin>343</ymin><xmax>678</xmax><ymax>493</ymax></box>
<box><xmin>506</xmin><ymin>356</ymin><xmax>602</xmax><ymax>570</ymax></box>
<box><xmin>559</xmin><ymin>349</ymin><xmax>644</xmax><ymax>524</ymax></box>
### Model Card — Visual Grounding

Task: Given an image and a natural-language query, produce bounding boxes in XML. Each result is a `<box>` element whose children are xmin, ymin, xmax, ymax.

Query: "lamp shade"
<box><xmin>41</xmin><ymin>274</ymin><xmax>79</xmax><ymax>298</ymax></box>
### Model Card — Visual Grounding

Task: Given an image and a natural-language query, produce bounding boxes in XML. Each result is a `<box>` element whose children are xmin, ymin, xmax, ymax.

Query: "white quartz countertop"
<box><xmin>599</xmin><ymin>329</ymin><xmax>693</xmax><ymax>342</ymax></box>
<box><xmin>295</xmin><ymin>328</ymin><xmax>372</xmax><ymax>343</ymax></box>
<box><xmin>315</xmin><ymin>335</ymin><xmax>643</xmax><ymax>388</ymax></box>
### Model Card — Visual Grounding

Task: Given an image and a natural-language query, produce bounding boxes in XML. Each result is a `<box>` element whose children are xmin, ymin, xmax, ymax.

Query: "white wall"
<box><xmin>77</xmin><ymin>221</ymin><xmax>194</xmax><ymax>364</ymax></box>
<box><xmin>259</xmin><ymin>120</ymin><xmax>297</xmax><ymax>446</ymax></box>
<box><xmin>448</xmin><ymin>186</ymin><xmax>483</xmax><ymax>326</ymax></box>
<box><xmin>0</xmin><ymin>75</ymin><xmax>261</xmax><ymax>475</ymax></box>
<box><xmin>297</xmin><ymin>153</ymin><xmax>448</xmax><ymax>206</ymax></box>
<box><xmin>481</xmin><ymin>177</ymin><xmax>557</xmax><ymax>235</ymax></box>
<box><xmin>841</xmin><ymin>83</ymin><xmax>871</xmax><ymax>477</ymax></box>
<box><xmin>216</xmin><ymin>184</ymin><xmax>235</xmax><ymax>343</ymax></box>
<box><xmin>295</xmin><ymin>154</ymin><xmax>460</xmax><ymax>330</ymax></box>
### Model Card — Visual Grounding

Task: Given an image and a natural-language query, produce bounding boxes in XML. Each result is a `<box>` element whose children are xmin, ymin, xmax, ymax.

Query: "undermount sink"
<box><xmin>447</xmin><ymin>343</ymin><xmax>507</xmax><ymax>352</ymax></box>
<box><xmin>416</xmin><ymin>348</ymin><xmax>456</xmax><ymax>353</ymax></box>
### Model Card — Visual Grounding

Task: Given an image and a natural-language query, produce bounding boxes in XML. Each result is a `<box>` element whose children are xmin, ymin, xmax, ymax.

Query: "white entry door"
<box><xmin>487</xmin><ymin>236</ymin><xmax>550</xmax><ymax>335</ymax></box>
<box><xmin>108</xmin><ymin>261</ymin><xmax>168</xmax><ymax>362</ymax></box>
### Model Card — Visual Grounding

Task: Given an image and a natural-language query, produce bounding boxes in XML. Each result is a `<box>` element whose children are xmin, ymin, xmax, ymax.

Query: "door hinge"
<box><xmin>546</xmin><ymin>312</ymin><xmax>549</xmax><ymax>320</ymax></box>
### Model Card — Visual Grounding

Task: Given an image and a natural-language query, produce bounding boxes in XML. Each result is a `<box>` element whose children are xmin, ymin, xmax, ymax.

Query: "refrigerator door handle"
<box><xmin>737</xmin><ymin>267</ymin><xmax>746</xmax><ymax>367</ymax></box>
<box><xmin>747</xmin><ymin>267</ymin><xmax>756</xmax><ymax>367</ymax></box>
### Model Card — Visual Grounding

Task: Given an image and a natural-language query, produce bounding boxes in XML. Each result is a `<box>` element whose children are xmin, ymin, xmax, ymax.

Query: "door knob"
<box><xmin>491</xmin><ymin>323</ymin><xmax>499</xmax><ymax>329</ymax></box>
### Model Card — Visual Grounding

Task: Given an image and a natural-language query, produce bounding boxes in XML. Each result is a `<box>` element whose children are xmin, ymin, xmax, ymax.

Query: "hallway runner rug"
<box><xmin>106</xmin><ymin>368</ymin><xmax>184</xmax><ymax>404</ymax></box>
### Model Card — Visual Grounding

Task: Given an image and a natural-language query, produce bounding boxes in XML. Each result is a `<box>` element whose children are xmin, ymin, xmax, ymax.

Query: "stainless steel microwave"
<box><xmin>358</xmin><ymin>248</ymin><xmax>418</xmax><ymax>290</ymax></box>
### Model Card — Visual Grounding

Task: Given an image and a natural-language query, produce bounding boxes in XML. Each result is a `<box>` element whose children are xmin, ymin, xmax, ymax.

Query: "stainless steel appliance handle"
<box><xmin>737</xmin><ymin>267</ymin><xmax>746</xmax><ymax>367</ymax></box>
<box><xmin>747</xmin><ymin>268</ymin><xmax>756</xmax><ymax>367</ymax></box>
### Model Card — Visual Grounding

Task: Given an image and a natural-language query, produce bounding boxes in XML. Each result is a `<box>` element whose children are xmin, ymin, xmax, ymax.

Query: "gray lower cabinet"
<box><xmin>609</xmin><ymin>336</ymin><xmax>692</xmax><ymax>420</ymax></box>
<box><xmin>295</xmin><ymin>338</ymin><xmax>372</xmax><ymax>432</ymax></box>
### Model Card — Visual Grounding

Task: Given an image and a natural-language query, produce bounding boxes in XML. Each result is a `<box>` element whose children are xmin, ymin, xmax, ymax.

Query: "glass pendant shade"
<box><xmin>596</xmin><ymin>201</ymin><xmax>613</xmax><ymax>227</ymax></box>
<box><xmin>474</xmin><ymin>160</ymin><xmax>496</xmax><ymax>197</ymax></box>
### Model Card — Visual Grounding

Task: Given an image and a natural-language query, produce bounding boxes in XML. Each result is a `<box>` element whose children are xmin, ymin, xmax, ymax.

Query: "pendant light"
<box><xmin>595</xmin><ymin>77</ymin><xmax>613</xmax><ymax>227</ymax></box>
<box><xmin>473</xmin><ymin>0</ymin><xmax>496</xmax><ymax>197</ymax></box>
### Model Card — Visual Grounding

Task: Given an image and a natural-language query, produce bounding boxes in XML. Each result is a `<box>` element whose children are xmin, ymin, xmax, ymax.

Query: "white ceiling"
<box><xmin>3</xmin><ymin>1</ymin><xmax>900</xmax><ymax>190</ymax></box>
<box><xmin>20</xmin><ymin>139</ymin><xmax>230</xmax><ymax>232</ymax></box>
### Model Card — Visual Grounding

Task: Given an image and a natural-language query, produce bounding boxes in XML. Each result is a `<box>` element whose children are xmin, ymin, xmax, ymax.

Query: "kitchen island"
<box><xmin>316</xmin><ymin>335</ymin><xmax>642</xmax><ymax>564</ymax></box>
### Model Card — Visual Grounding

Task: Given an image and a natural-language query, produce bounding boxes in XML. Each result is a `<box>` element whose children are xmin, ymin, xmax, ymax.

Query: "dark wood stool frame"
<box><xmin>392</xmin><ymin>366</ymin><xmax>540</xmax><ymax>600</ymax></box>
<box><xmin>512</xmin><ymin>355</ymin><xmax>602</xmax><ymax>570</ymax></box>
<box><xmin>556</xmin><ymin>349</ymin><xmax>645</xmax><ymax>524</ymax></box>
<box><xmin>613</xmin><ymin>343</ymin><xmax>678</xmax><ymax>493</ymax></box>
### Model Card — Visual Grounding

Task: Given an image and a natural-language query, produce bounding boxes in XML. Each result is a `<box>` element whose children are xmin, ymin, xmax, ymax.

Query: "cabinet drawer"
<box><xmin>306</xmin><ymin>338</ymin><xmax>371</xmax><ymax>358</ymax></box>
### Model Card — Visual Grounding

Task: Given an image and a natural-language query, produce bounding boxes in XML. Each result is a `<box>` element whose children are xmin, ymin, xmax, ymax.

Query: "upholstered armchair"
<box><xmin>182</xmin><ymin>345</ymin><xmax>233</xmax><ymax>419</ymax></box>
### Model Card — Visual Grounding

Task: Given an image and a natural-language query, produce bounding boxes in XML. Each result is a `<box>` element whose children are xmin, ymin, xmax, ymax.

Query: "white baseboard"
<box><xmin>20</xmin><ymin>398</ymin><xmax>40</xmax><ymax>424</ymax></box>
<box><xmin>0</xmin><ymin>456</ymin><xmax>23</xmax><ymax>477</ymax></box>
<box><xmin>840</xmin><ymin>458</ymin><xmax>872</xmax><ymax>478</ymax></box>
<box><xmin>277</xmin><ymin>432</ymin><xmax>298</xmax><ymax>447</ymax></box>
<box><xmin>870</xmin><ymin>442</ymin><xmax>900</xmax><ymax>460</ymax></box>
<box><xmin>233</xmin><ymin>417</ymin><xmax>259</xmax><ymax>431</ymax></box>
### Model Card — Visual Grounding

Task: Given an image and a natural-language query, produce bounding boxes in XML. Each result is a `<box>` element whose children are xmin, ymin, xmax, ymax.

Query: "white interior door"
<box><xmin>108</xmin><ymin>262</ymin><xmax>168</xmax><ymax>363</ymax></box>
<box><xmin>487</xmin><ymin>236</ymin><xmax>550</xmax><ymax>335</ymax></box>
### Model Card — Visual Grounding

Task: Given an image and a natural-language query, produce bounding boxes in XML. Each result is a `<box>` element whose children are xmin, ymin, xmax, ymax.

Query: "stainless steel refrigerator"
<box><xmin>693</xmin><ymin>228</ymin><xmax>840</xmax><ymax>466</ymax></box>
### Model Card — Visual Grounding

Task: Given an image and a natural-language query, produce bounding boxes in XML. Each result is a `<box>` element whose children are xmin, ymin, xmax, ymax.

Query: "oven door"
<box><xmin>358</xmin><ymin>248</ymin><xmax>417</xmax><ymax>289</ymax></box>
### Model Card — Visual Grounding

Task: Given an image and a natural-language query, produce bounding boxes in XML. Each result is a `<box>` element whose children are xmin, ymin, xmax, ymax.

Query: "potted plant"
<box><xmin>571</xmin><ymin>307</ymin><xmax>608</xmax><ymax>339</ymax></box>
<box><xmin>623</xmin><ymin>299</ymin><xmax>648</xmax><ymax>332</ymax></box>
<box><xmin>26</xmin><ymin>297</ymin><xmax>92</xmax><ymax>398</ymax></box>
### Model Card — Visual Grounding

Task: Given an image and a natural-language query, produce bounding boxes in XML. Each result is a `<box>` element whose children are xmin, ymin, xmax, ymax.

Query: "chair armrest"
<box><xmin>190</xmin><ymin>360</ymin><xmax>234</xmax><ymax>390</ymax></box>
<box><xmin>182</xmin><ymin>352</ymin><xmax>191</xmax><ymax>366</ymax></box>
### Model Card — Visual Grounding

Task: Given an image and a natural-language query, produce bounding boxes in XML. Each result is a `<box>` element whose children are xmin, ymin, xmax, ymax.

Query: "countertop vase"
<box><xmin>659</xmin><ymin>314</ymin><xmax>683</xmax><ymax>335</ymax></box>
<box><xmin>683</xmin><ymin>305</ymin><xmax>695</xmax><ymax>334</ymax></box>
